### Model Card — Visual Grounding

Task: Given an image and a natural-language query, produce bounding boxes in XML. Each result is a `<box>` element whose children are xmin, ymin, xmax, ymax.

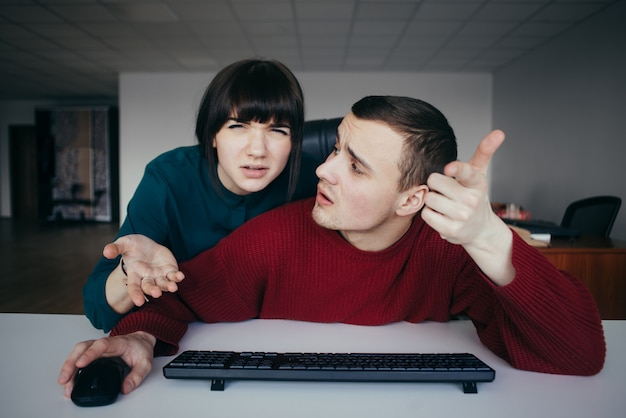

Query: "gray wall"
<box><xmin>492</xmin><ymin>0</ymin><xmax>626</xmax><ymax>240</ymax></box>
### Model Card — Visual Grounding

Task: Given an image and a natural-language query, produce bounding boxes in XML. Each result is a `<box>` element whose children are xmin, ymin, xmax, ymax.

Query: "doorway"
<box><xmin>9</xmin><ymin>125</ymin><xmax>38</xmax><ymax>221</ymax></box>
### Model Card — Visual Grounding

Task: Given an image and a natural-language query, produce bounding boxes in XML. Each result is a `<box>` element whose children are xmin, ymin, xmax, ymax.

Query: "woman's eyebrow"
<box><xmin>269</xmin><ymin>122</ymin><xmax>290</xmax><ymax>129</ymax></box>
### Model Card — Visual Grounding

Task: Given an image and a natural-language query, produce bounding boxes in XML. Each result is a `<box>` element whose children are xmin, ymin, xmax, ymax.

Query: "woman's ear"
<box><xmin>396</xmin><ymin>185</ymin><xmax>429</xmax><ymax>217</ymax></box>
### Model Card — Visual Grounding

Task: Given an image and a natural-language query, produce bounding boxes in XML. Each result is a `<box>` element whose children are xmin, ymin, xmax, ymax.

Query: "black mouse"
<box><xmin>71</xmin><ymin>357</ymin><xmax>130</xmax><ymax>407</ymax></box>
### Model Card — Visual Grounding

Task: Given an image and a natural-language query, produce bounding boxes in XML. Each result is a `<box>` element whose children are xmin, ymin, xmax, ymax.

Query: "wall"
<box><xmin>119</xmin><ymin>72</ymin><xmax>491</xmax><ymax>221</ymax></box>
<box><xmin>492</xmin><ymin>0</ymin><xmax>626</xmax><ymax>240</ymax></box>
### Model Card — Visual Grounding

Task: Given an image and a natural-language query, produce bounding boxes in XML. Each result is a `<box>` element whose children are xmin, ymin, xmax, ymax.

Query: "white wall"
<box><xmin>492</xmin><ymin>0</ymin><xmax>626</xmax><ymax>240</ymax></box>
<box><xmin>119</xmin><ymin>72</ymin><xmax>492</xmax><ymax>221</ymax></box>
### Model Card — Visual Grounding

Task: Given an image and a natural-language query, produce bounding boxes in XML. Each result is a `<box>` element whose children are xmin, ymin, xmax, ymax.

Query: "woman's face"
<box><xmin>212</xmin><ymin>117</ymin><xmax>292</xmax><ymax>195</ymax></box>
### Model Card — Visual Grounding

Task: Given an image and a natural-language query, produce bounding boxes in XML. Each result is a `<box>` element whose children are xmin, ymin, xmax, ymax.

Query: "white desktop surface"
<box><xmin>0</xmin><ymin>314</ymin><xmax>624</xmax><ymax>418</ymax></box>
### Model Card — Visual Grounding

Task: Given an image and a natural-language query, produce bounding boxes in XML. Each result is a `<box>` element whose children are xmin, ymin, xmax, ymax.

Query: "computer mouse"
<box><xmin>71</xmin><ymin>357</ymin><xmax>130</xmax><ymax>407</ymax></box>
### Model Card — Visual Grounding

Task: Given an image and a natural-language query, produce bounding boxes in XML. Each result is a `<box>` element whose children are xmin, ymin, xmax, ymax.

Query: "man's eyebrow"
<box><xmin>336</xmin><ymin>130</ymin><xmax>372</xmax><ymax>171</ymax></box>
<box><xmin>347</xmin><ymin>144</ymin><xmax>372</xmax><ymax>172</ymax></box>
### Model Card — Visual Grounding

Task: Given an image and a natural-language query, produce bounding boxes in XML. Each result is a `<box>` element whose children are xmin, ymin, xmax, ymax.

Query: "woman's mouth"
<box><xmin>242</xmin><ymin>165</ymin><xmax>268</xmax><ymax>178</ymax></box>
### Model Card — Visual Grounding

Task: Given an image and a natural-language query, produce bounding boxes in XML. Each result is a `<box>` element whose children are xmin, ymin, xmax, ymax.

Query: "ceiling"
<box><xmin>0</xmin><ymin>0</ymin><xmax>620</xmax><ymax>100</ymax></box>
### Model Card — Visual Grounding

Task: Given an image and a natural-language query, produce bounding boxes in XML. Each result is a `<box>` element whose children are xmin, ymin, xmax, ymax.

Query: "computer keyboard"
<box><xmin>163</xmin><ymin>350</ymin><xmax>495</xmax><ymax>394</ymax></box>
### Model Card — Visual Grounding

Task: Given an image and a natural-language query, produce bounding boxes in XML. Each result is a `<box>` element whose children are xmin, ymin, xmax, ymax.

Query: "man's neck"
<box><xmin>339</xmin><ymin>217</ymin><xmax>414</xmax><ymax>252</ymax></box>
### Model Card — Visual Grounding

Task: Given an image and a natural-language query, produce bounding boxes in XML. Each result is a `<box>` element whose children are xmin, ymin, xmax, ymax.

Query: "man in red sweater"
<box><xmin>59</xmin><ymin>96</ymin><xmax>605</xmax><ymax>397</ymax></box>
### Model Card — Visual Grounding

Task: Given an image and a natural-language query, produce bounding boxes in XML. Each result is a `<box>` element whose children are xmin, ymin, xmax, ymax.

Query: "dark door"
<box><xmin>9</xmin><ymin>125</ymin><xmax>38</xmax><ymax>220</ymax></box>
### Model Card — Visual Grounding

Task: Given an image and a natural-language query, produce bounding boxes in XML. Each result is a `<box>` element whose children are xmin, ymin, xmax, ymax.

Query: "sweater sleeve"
<box><xmin>83</xmin><ymin>165</ymin><xmax>170</xmax><ymax>332</ymax></box>
<box><xmin>110</xmin><ymin>230</ymin><xmax>265</xmax><ymax>356</ymax></box>
<box><xmin>457</xmin><ymin>232</ymin><xmax>606</xmax><ymax>376</ymax></box>
<box><xmin>110</xmin><ymin>291</ymin><xmax>196</xmax><ymax>356</ymax></box>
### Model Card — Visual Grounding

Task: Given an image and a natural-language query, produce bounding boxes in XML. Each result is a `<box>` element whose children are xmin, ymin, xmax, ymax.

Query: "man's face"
<box><xmin>312</xmin><ymin>112</ymin><xmax>410</xmax><ymax>245</ymax></box>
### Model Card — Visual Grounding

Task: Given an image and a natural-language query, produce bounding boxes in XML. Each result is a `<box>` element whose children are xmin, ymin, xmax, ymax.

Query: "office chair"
<box><xmin>302</xmin><ymin>117</ymin><xmax>342</xmax><ymax>165</ymax></box>
<box><xmin>560</xmin><ymin>195</ymin><xmax>622</xmax><ymax>237</ymax></box>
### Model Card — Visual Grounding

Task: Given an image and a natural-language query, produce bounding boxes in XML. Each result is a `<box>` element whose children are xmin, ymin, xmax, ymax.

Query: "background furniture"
<box><xmin>302</xmin><ymin>117</ymin><xmax>342</xmax><ymax>165</ymax></box>
<box><xmin>560</xmin><ymin>195</ymin><xmax>622</xmax><ymax>238</ymax></box>
<box><xmin>540</xmin><ymin>236</ymin><xmax>626</xmax><ymax>319</ymax></box>
<box><xmin>1</xmin><ymin>314</ymin><xmax>624</xmax><ymax>418</ymax></box>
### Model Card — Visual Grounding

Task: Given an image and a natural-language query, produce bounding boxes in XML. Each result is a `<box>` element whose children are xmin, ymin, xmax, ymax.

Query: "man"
<box><xmin>59</xmin><ymin>96</ymin><xmax>605</xmax><ymax>397</ymax></box>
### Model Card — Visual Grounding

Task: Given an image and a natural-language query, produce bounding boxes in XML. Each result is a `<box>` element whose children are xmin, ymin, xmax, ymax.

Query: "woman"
<box><xmin>83</xmin><ymin>59</ymin><xmax>319</xmax><ymax>332</ymax></box>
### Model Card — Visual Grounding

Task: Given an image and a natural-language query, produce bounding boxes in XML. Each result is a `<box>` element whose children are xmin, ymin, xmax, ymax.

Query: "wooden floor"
<box><xmin>0</xmin><ymin>218</ymin><xmax>118</xmax><ymax>314</ymax></box>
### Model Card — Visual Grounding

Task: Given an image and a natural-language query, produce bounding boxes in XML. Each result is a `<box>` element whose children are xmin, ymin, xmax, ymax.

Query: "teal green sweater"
<box><xmin>83</xmin><ymin>145</ymin><xmax>319</xmax><ymax>331</ymax></box>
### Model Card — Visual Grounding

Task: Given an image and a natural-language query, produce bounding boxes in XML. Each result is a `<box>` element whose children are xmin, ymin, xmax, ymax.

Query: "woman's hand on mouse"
<box><xmin>104</xmin><ymin>234</ymin><xmax>186</xmax><ymax>307</ymax></box>
<box><xmin>58</xmin><ymin>331</ymin><xmax>157</xmax><ymax>397</ymax></box>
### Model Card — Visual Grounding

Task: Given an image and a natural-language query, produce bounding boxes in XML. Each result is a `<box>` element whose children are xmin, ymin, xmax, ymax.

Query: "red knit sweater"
<box><xmin>112</xmin><ymin>198</ymin><xmax>606</xmax><ymax>375</ymax></box>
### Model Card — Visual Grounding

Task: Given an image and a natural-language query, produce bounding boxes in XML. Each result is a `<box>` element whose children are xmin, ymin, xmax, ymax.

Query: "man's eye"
<box><xmin>351</xmin><ymin>162</ymin><xmax>363</xmax><ymax>175</ymax></box>
<box><xmin>332</xmin><ymin>145</ymin><xmax>340</xmax><ymax>155</ymax></box>
<box><xmin>228</xmin><ymin>123</ymin><xmax>244</xmax><ymax>129</ymax></box>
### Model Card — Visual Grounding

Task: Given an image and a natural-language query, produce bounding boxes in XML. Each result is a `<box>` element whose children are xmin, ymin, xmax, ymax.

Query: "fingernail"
<box><xmin>124</xmin><ymin>381</ymin><xmax>134</xmax><ymax>393</ymax></box>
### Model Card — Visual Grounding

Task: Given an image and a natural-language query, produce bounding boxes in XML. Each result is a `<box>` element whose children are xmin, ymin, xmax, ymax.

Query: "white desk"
<box><xmin>1</xmin><ymin>314</ymin><xmax>624</xmax><ymax>418</ymax></box>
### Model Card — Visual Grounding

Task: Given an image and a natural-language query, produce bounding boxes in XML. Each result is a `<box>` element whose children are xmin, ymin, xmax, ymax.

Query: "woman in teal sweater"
<box><xmin>83</xmin><ymin>59</ymin><xmax>319</xmax><ymax>332</ymax></box>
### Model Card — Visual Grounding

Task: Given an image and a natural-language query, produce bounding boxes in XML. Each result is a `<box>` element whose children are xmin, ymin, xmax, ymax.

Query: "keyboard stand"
<box><xmin>211</xmin><ymin>379</ymin><xmax>225</xmax><ymax>391</ymax></box>
<box><xmin>462</xmin><ymin>381</ymin><xmax>478</xmax><ymax>394</ymax></box>
<box><xmin>210</xmin><ymin>378</ymin><xmax>482</xmax><ymax>393</ymax></box>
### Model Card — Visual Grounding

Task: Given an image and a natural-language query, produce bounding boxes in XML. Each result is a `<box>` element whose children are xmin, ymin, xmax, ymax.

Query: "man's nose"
<box><xmin>315</xmin><ymin>156</ymin><xmax>338</xmax><ymax>184</ymax></box>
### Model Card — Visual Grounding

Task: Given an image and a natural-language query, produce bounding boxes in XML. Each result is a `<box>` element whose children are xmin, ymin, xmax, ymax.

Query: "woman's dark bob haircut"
<box><xmin>195</xmin><ymin>58</ymin><xmax>305</xmax><ymax>200</ymax></box>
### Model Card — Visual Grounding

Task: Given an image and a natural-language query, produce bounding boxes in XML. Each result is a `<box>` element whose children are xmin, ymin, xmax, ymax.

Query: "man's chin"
<box><xmin>311</xmin><ymin>205</ymin><xmax>334</xmax><ymax>230</ymax></box>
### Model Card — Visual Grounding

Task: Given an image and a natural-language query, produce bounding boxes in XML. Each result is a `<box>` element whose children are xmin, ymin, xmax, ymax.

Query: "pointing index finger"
<box><xmin>469</xmin><ymin>129</ymin><xmax>505</xmax><ymax>174</ymax></box>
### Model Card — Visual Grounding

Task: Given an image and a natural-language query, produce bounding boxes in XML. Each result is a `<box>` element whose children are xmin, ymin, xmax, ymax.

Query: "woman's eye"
<box><xmin>228</xmin><ymin>123</ymin><xmax>244</xmax><ymax>129</ymax></box>
<box><xmin>272</xmin><ymin>128</ymin><xmax>290</xmax><ymax>136</ymax></box>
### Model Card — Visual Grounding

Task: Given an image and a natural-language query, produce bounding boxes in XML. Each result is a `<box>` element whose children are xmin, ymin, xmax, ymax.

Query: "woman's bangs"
<box><xmin>230</xmin><ymin>87</ymin><xmax>294</xmax><ymax>126</ymax></box>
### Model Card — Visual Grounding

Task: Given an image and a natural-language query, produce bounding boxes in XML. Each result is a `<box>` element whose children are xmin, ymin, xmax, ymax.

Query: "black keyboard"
<box><xmin>163</xmin><ymin>350</ymin><xmax>495</xmax><ymax>394</ymax></box>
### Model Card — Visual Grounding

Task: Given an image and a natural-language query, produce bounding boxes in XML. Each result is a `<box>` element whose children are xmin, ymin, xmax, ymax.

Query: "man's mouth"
<box><xmin>316</xmin><ymin>185</ymin><xmax>333</xmax><ymax>205</ymax></box>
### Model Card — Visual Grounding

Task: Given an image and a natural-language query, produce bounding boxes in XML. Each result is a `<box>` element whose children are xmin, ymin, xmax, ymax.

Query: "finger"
<box><xmin>102</xmin><ymin>242</ymin><xmax>122</xmax><ymax>260</ymax></box>
<box><xmin>166</xmin><ymin>270</ymin><xmax>185</xmax><ymax>283</ymax></box>
<box><xmin>426</xmin><ymin>170</ymin><xmax>471</xmax><ymax>206</ymax></box>
<box><xmin>102</xmin><ymin>235</ymin><xmax>134</xmax><ymax>259</ymax></box>
<box><xmin>153</xmin><ymin>275</ymin><xmax>179</xmax><ymax>293</ymax></box>
<box><xmin>61</xmin><ymin>338</ymin><xmax>113</xmax><ymax>397</ymax></box>
<box><xmin>467</xmin><ymin>129</ymin><xmax>505</xmax><ymax>174</ymax></box>
<box><xmin>121</xmin><ymin>360</ymin><xmax>153</xmax><ymax>394</ymax></box>
<box><xmin>75</xmin><ymin>338</ymin><xmax>117</xmax><ymax>366</ymax></box>
<box><xmin>443</xmin><ymin>160</ymin><xmax>485</xmax><ymax>190</ymax></box>
<box><xmin>127</xmin><ymin>277</ymin><xmax>148</xmax><ymax>307</ymax></box>
<box><xmin>141</xmin><ymin>277</ymin><xmax>164</xmax><ymax>299</ymax></box>
<box><xmin>421</xmin><ymin>204</ymin><xmax>446</xmax><ymax>231</ymax></box>
<box><xmin>58</xmin><ymin>340</ymin><xmax>94</xmax><ymax>388</ymax></box>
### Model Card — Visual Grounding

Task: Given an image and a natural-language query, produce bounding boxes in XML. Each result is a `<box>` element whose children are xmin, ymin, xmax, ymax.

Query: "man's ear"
<box><xmin>396</xmin><ymin>185</ymin><xmax>429</xmax><ymax>217</ymax></box>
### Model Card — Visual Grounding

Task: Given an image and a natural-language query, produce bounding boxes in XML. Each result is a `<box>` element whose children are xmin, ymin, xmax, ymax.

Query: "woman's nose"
<box><xmin>246</xmin><ymin>129</ymin><xmax>267</xmax><ymax>157</ymax></box>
